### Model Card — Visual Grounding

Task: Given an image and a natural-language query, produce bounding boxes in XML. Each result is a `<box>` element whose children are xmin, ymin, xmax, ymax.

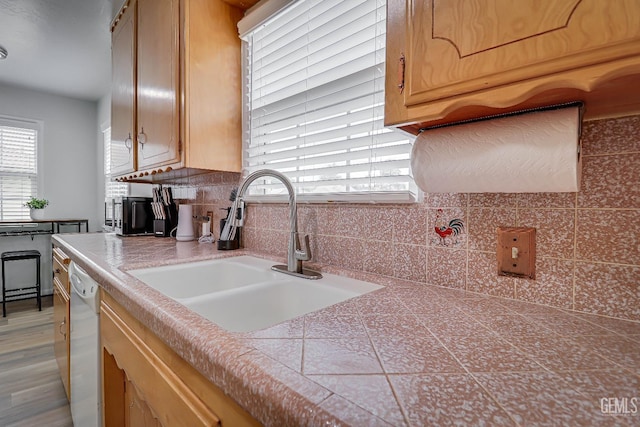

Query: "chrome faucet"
<box><xmin>223</xmin><ymin>169</ymin><xmax>322</xmax><ymax>279</ymax></box>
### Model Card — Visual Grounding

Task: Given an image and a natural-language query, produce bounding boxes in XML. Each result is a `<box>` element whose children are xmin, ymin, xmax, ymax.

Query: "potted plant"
<box><xmin>25</xmin><ymin>197</ymin><xmax>49</xmax><ymax>220</ymax></box>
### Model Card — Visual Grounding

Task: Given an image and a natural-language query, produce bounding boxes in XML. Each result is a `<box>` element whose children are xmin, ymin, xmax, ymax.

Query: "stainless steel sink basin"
<box><xmin>128</xmin><ymin>255</ymin><xmax>382</xmax><ymax>332</ymax></box>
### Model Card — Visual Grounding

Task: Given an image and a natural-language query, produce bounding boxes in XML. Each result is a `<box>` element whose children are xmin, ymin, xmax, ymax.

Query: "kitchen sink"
<box><xmin>128</xmin><ymin>256</ymin><xmax>382</xmax><ymax>332</ymax></box>
<box><xmin>128</xmin><ymin>256</ymin><xmax>280</xmax><ymax>299</ymax></box>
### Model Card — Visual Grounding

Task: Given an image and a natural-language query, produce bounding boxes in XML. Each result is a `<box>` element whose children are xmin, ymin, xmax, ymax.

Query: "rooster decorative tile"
<box><xmin>433</xmin><ymin>209</ymin><xmax>465</xmax><ymax>247</ymax></box>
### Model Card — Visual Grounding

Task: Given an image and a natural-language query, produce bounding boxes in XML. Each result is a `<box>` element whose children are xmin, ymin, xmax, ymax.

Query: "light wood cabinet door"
<box><xmin>111</xmin><ymin>0</ymin><xmax>245</xmax><ymax>181</ymax></box>
<box><xmin>111</xmin><ymin>0</ymin><xmax>137</xmax><ymax>176</ymax></box>
<box><xmin>101</xmin><ymin>300</ymin><xmax>220</xmax><ymax>427</ymax></box>
<box><xmin>136</xmin><ymin>0</ymin><xmax>181</xmax><ymax>170</ymax></box>
<box><xmin>386</xmin><ymin>0</ymin><xmax>640</xmax><ymax>131</ymax></box>
<box><xmin>101</xmin><ymin>291</ymin><xmax>260</xmax><ymax>427</ymax></box>
<box><xmin>53</xmin><ymin>279</ymin><xmax>70</xmax><ymax>401</ymax></box>
<box><xmin>125</xmin><ymin>378</ymin><xmax>163</xmax><ymax>427</ymax></box>
<box><xmin>182</xmin><ymin>0</ymin><xmax>243</xmax><ymax>173</ymax></box>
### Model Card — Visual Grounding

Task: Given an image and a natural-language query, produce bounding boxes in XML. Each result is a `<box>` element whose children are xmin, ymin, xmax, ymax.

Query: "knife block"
<box><xmin>154</xmin><ymin>203</ymin><xmax>178</xmax><ymax>237</ymax></box>
<box><xmin>154</xmin><ymin>219</ymin><xmax>170</xmax><ymax>237</ymax></box>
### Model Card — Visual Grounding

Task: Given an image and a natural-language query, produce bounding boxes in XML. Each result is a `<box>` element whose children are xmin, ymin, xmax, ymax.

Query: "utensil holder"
<box><xmin>217</xmin><ymin>239</ymin><xmax>240</xmax><ymax>250</ymax></box>
<box><xmin>217</xmin><ymin>216</ymin><xmax>240</xmax><ymax>250</ymax></box>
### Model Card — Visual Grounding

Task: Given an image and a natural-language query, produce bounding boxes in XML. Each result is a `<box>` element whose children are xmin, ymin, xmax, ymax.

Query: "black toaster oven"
<box><xmin>109</xmin><ymin>197</ymin><xmax>154</xmax><ymax>236</ymax></box>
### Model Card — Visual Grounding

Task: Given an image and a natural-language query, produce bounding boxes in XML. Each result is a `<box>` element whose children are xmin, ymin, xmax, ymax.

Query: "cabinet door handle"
<box><xmin>59</xmin><ymin>319</ymin><xmax>66</xmax><ymax>339</ymax></box>
<box><xmin>398</xmin><ymin>54</ymin><xmax>405</xmax><ymax>93</ymax></box>
<box><xmin>138</xmin><ymin>128</ymin><xmax>147</xmax><ymax>148</ymax></box>
<box><xmin>124</xmin><ymin>133</ymin><xmax>133</xmax><ymax>152</ymax></box>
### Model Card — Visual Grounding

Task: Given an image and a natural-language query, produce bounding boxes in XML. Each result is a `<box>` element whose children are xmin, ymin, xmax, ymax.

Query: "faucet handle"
<box><xmin>295</xmin><ymin>234</ymin><xmax>312</xmax><ymax>261</ymax></box>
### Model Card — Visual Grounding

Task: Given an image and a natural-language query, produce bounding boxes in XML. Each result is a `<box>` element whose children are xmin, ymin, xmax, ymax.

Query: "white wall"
<box><xmin>0</xmin><ymin>83</ymin><xmax>100</xmax><ymax>229</ymax></box>
<box><xmin>0</xmin><ymin>82</ymin><xmax>100</xmax><ymax>299</ymax></box>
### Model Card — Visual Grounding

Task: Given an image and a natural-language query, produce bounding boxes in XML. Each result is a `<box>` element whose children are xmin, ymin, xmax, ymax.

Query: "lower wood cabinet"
<box><xmin>52</xmin><ymin>246</ymin><xmax>71</xmax><ymax>401</ymax></box>
<box><xmin>53</xmin><ymin>278</ymin><xmax>70</xmax><ymax>401</ymax></box>
<box><xmin>100</xmin><ymin>290</ymin><xmax>261</xmax><ymax>427</ymax></box>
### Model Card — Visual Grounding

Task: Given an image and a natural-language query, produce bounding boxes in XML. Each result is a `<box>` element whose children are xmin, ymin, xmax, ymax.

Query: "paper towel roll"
<box><xmin>411</xmin><ymin>106</ymin><xmax>582</xmax><ymax>193</ymax></box>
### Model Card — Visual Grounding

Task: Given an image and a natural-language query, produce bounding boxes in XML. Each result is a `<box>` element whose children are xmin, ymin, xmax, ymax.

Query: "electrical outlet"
<box><xmin>497</xmin><ymin>227</ymin><xmax>536</xmax><ymax>279</ymax></box>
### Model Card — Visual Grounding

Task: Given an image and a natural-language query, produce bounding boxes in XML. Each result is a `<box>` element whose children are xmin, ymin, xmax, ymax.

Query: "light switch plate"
<box><xmin>497</xmin><ymin>227</ymin><xmax>536</xmax><ymax>279</ymax></box>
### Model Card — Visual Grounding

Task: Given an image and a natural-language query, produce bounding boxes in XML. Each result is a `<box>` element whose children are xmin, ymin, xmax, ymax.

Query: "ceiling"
<box><xmin>0</xmin><ymin>0</ymin><xmax>113</xmax><ymax>102</ymax></box>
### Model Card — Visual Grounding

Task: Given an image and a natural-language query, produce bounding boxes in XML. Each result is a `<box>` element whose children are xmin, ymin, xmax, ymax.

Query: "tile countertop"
<box><xmin>53</xmin><ymin>233</ymin><xmax>640</xmax><ymax>427</ymax></box>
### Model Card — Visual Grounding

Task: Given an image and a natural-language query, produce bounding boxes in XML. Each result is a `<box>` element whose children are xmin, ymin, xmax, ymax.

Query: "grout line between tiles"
<box><xmin>582</xmin><ymin>151</ymin><xmax>640</xmax><ymax>157</ymax></box>
<box><xmin>465</xmin><ymin>194</ymin><xmax>470</xmax><ymax>293</ymax></box>
<box><xmin>355</xmin><ymin>305</ymin><xmax>412</xmax><ymax>427</ymax></box>
<box><xmin>300</xmin><ymin>318</ymin><xmax>307</xmax><ymax>376</ymax></box>
<box><xmin>575</xmin><ymin>206</ymin><xmax>640</xmax><ymax>211</ymax></box>
<box><xmin>572</xmin><ymin>191</ymin><xmax>579</xmax><ymax>311</ymax></box>
<box><xmin>382</xmin><ymin>374</ymin><xmax>412</xmax><ymax>427</ymax></box>
<box><xmin>415</xmin><ymin>314</ymin><xmax>528</xmax><ymax>425</ymax></box>
<box><xmin>573</xmin><ymin>259</ymin><xmax>640</xmax><ymax>268</ymax></box>
<box><xmin>513</xmin><ymin>198</ymin><xmax>520</xmax><ymax>301</ymax></box>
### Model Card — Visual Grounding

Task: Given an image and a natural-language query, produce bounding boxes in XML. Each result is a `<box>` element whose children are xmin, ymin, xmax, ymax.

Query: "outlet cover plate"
<box><xmin>497</xmin><ymin>227</ymin><xmax>536</xmax><ymax>279</ymax></box>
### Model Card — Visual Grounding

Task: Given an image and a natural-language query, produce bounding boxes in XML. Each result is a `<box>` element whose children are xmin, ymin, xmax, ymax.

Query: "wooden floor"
<box><xmin>0</xmin><ymin>296</ymin><xmax>73</xmax><ymax>427</ymax></box>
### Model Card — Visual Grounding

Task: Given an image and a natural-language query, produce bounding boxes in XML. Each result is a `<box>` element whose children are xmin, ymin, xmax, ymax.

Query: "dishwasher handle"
<box><xmin>69</xmin><ymin>262</ymin><xmax>101</xmax><ymax>314</ymax></box>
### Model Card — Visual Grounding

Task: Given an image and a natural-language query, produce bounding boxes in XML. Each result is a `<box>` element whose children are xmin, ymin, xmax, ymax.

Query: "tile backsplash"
<box><xmin>170</xmin><ymin>115</ymin><xmax>640</xmax><ymax>322</ymax></box>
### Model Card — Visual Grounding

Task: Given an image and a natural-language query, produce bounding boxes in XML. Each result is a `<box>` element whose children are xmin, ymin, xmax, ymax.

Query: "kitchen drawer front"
<box><xmin>53</xmin><ymin>278</ymin><xmax>70</xmax><ymax>401</ymax></box>
<box><xmin>53</xmin><ymin>252</ymin><xmax>71</xmax><ymax>294</ymax></box>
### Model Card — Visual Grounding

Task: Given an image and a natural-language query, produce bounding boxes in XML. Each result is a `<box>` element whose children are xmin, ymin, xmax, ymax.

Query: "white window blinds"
<box><xmin>104</xmin><ymin>127</ymin><xmax>128</xmax><ymax>200</ymax></box>
<box><xmin>0</xmin><ymin>118</ymin><xmax>39</xmax><ymax>221</ymax></box>
<box><xmin>242</xmin><ymin>0</ymin><xmax>416</xmax><ymax>202</ymax></box>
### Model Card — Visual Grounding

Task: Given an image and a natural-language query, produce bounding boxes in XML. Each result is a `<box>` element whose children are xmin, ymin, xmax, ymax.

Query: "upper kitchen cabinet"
<box><xmin>52</xmin><ymin>246</ymin><xmax>71</xmax><ymax>401</ymax></box>
<box><xmin>110</xmin><ymin>0</ymin><xmax>246</xmax><ymax>181</ymax></box>
<box><xmin>110</xmin><ymin>0</ymin><xmax>136</xmax><ymax>176</ymax></box>
<box><xmin>385</xmin><ymin>0</ymin><xmax>640</xmax><ymax>133</ymax></box>
<box><xmin>136</xmin><ymin>0</ymin><xmax>180</xmax><ymax>171</ymax></box>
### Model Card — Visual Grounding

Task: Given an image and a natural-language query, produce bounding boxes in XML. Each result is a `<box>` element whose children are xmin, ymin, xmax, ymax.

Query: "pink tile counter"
<box><xmin>53</xmin><ymin>233</ymin><xmax>640</xmax><ymax>426</ymax></box>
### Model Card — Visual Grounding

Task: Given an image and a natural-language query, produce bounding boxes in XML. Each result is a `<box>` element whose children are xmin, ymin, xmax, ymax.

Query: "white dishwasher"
<box><xmin>69</xmin><ymin>261</ymin><xmax>102</xmax><ymax>427</ymax></box>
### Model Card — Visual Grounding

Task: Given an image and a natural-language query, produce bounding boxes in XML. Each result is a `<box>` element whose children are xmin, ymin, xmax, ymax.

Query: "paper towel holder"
<box><xmin>418</xmin><ymin>101</ymin><xmax>584</xmax><ymax>167</ymax></box>
<box><xmin>411</xmin><ymin>102</ymin><xmax>584</xmax><ymax>194</ymax></box>
<box><xmin>417</xmin><ymin>101</ymin><xmax>584</xmax><ymax>133</ymax></box>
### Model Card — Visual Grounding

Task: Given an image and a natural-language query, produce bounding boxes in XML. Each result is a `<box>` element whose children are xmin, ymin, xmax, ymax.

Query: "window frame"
<box><xmin>103</xmin><ymin>126</ymin><xmax>129</xmax><ymax>227</ymax></box>
<box><xmin>0</xmin><ymin>115</ymin><xmax>43</xmax><ymax>221</ymax></box>
<box><xmin>239</xmin><ymin>0</ymin><xmax>418</xmax><ymax>204</ymax></box>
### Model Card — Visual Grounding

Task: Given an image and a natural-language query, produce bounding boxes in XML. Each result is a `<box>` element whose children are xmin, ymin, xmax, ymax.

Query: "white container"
<box><xmin>30</xmin><ymin>208</ymin><xmax>45</xmax><ymax>220</ymax></box>
<box><xmin>176</xmin><ymin>204</ymin><xmax>195</xmax><ymax>241</ymax></box>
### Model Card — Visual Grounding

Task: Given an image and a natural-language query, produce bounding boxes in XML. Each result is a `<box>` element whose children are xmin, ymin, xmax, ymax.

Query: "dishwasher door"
<box><xmin>69</xmin><ymin>262</ymin><xmax>102</xmax><ymax>427</ymax></box>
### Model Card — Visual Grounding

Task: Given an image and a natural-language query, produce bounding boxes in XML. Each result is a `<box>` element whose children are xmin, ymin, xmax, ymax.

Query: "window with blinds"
<box><xmin>0</xmin><ymin>118</ymin><xmax>39</xmax><ymax>221</ymax></box>
<box><xmin>104</xmin><ymin>127</ymin><xmax>128</xmax><ymax>200</ymax></box>
<box><xmin>241</xmin><ymin>0</ymin><xmax>416</xmax><ymax>202</ymax></box>
<box><xmin>104</xmin><ymin>127</ymin><xmax>128</xmax><ymax>228</ymax></box>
